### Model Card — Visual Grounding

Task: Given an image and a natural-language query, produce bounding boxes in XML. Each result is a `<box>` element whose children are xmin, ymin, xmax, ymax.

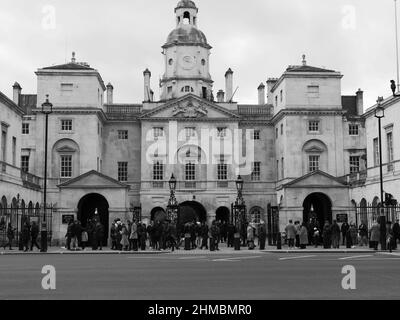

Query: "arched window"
<box><xmin>28</xmin><ymin>201</ymin><xmax>33</xmax><ymax>215</ymax></box>
<box><xmin>248</xmin><ymin>207</ymin><xmax>264</xmax><ymax>224</ymax></box>
<box><xmin>183</xmin><ymin>11</ymin><xmax>190</xmax><ymax>24</ymax></box>
<box><xmin>302</xmin><ymin>139</ymin><xmax>328</xmax><ymax>174</ymax></box>
<box><xmin>52</xmin><ymin>139</ymin><xmax>80</xmax><ymax>180</ymax></box>
<box><xmin>181</xmin><ymin>86</ymin><xmax>194</xmax><ymax>93</ymax></box>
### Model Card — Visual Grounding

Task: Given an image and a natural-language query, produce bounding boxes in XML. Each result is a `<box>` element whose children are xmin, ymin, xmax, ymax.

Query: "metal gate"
<box><xmin>355</xmin><ymin>204</ymin><xmax>400</xmax><ymax>229</ymax></box>
<box><xmin>267</xmin><ymin>205</ymin><xmax>279</xmax><ymax>245</ymax></box>
<box><xmin>0</xmin><ymin>205</ymin><xmax>54</xmax><ymax>248</ymax></box>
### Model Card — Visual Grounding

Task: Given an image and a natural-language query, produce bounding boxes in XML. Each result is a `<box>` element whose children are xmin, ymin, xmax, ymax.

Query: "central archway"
<box><xmin>303</xmin><ymin>192</ymin><xmax>332</xmax><ymax>231</ymax></box>
<box><xmin>216</xmin><ymin>207</ymin><xmax>230</xmax><ymax>223</ymax></box>
<box><xmin>77</xmin><ymin>193</ymin><xmax>109</xmax><ymax>246</ymax></box>
<box><xmin>179</xmin><ymin>201</ymin><xmax>207</xmax><ymax>225</ymax></box>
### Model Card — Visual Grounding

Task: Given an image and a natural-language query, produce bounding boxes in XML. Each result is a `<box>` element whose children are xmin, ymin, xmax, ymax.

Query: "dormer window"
<box><xmin>181</xmin><ymin>86</ymin><xmax>194</xmax><ymax>93</ymax></box>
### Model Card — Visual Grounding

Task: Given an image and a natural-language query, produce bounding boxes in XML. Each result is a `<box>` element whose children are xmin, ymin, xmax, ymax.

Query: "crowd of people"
<box><xmin>284</xmin><ymin>218</ymin><xmax>400</xmax><ymax>251</ymax></box>
<box><xmin>1</xmin><ymin>220</ymin><xmax>41</xmax><ymax>252</ymax></box>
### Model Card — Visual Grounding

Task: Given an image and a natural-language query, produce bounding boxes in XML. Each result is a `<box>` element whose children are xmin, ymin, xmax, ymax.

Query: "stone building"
<box><xmin>1</xmin><ymin>0</ymin><xmax>377</xmax><ymax>245</ymax></box>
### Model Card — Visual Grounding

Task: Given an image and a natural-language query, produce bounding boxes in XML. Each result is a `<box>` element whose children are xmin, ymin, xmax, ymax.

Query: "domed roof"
<box><xmin>176</xmin><ymin>0</ymin><xmax>197</xmax><ymax>10</ymax></box>
<box><xmin>164</xmin><ymin>25</ymin><xmax>210</xmax><ymax>49</ymax></box>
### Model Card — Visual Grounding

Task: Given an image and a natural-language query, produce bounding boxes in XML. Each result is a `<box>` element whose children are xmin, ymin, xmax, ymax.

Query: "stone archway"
<box><xmin>216</xmin><ymin>206</ymin><xmax>230</xmax><ymax>223</ymax></box>
<box><xmin>151</xmin><ymin>207</ymin><xmax>167</xmax><ymax>222</ymax></box>
<box><xmin>179</xmin><ymin>201</ymin><xmax>207</xmax><ymax>225</ymax></box>
<box><xmin>77</xmin><ymin>193</ymin><xmax>109</xmax><ymax>246</ymax></box>
<box><xmin>303</xmin><ymin>192</ymin><xmax>332</xmax><ymax>231</ymax></box>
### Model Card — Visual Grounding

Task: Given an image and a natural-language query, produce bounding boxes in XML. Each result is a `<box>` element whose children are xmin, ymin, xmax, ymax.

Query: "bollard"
<box><xmin>234</xmin><ymin>233</ymin><xmax>241</xmax><ymax>251</ymax></box>
<box><xmin>210</xmin><ymin>237</ymin><xmax>215</xmax><ymax>251</ymax></box>
<box><xmin>259</xmin><ymin>236</ymin><xmax>266</xmax><ymax>250</ymax></box>
<box><xmin>277</xmin><ymin>232</ymin><xmax>282</xmax><ymax>250</ymax></box>
<box><xmin>184</xmin><ymin>233</ymin><xmax>191</xmax><ymax>251</ymax></box>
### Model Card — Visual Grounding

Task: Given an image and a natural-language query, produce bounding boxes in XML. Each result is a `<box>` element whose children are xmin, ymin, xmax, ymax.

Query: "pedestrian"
<box><xmin>168</xmin><ymin>221</ymin><xmax>177</xmax><ymax>251</ymax></box>
<box><xmin>30</xmin><ymin>221</ymin><xmax>41</xmax><ymax>251</ymax></box>
<box><xmin>21</xmin><ymin>221</ymin><xmax>30</xmax><ymax>252</ymax></box>
<box><xmin>294</xmin><ymin>221</ymin><xmax>301</xmax><ymax>248</ymax></box>
<box><xmin>349</xmin><ymin>223</ymin><xmax>358</xmax><ymax>248</ymax></box>
<box><xmin>140</xmin><ymin>223</ymin><xmax>147</xmax><ymax>250</ymax></box>
<box><xmin>227</xmin><ymin>223</ymin><xmax>235</xmax><ymax>248</ymax></box>
<box><xmin>200</xmin><ymin>221</ymin><xmax>209</xmax><ymax>250</ymax></box>
<box><xmin>341</xmin><ymin>221</ymin><xmax>349</xmax><ymax>246</ymax></box>
<box><xmin>313</xmin><ymin>227</ymin><xmax>320</xmax><ymax>248</ymax></box>
<box><xmin>387</xmin><ymin>222</ymin><xmax>395</xmax><ymax>253</ymax></box>
<box><xmin>331</xmin><ymin>220</ymin><xmax>340</xmax><ymax>249</ymax></box>
<box><xmin>370</xmin><ymin>221</ymin><xmax>380</xmax><ymax>250</ymax></box>
<box><xmin>358</xmin><ymin>221</ymin><xmax>368</xmax><ymax>247</ymax></box>
<box><xmin>258</xmin><ymin>221</ymin><xmax>267</xmax><ymax>250</ymax></box>
<box><xmin>70</xmin><ymin>220</ymin><xmax>80</xmax><ymax>251</ymax></box>
<box><xmin>393</xmin><ymin>219</ymin><xmax>400</xmax><ymax>250</ymax></box>
<box><xmin>121</xmin><ymin>224</ymin><xmax>129</xmax><ymax>251</ymax></box>
<box><xmin>195</xmin><ymin>222</ymin><xmax>202</xmax><ymax>248</ymax></box>
<box><xmin>285</xmin><ymin>220</ymin><xmax>296</xmax><ymax>249</ymax></box>
<box><xmin>94</xmin><ymin>220</ymin><xmax>104</xmax><ymax>250</ymax></box>
<box><xmin>210</xmin><ymin>221</ymin><xmax>220</xmax><ymax>250</ymax></box>
<box><xmin>247</xmin><ymin>224</ymin><xmax>255</xmax><ymax>249</ymax></box>
<box><xmin>147</xmin><ymin>222</ymin><xmax>155</xmax><ymax>250</ymax></box>
<box><xmin>130</xmin><ymin>220</ymin><xmax>138</xmax><ymax>251</ymax></box>
<box><xmin>65</xmin><ymin>221</ymin><xmax>73</xmax><ymax>250</ymax></box>
<box><xmin>81</xmin><ymin>228</ymin><xmax>88</xmax><ymax>250</ymax></box>
<box><xmin>299</xmin><ymin>222</ymin><xmax>308</xmax><ymax>249</ymax></box>
<box><xmin>3</xmin><ymin>223</ymin><xmax>15</xmax><ymax>250</ymax></box>
<box><xmin>322</xmin><ymin>221</ymin><xmax>332</xmax><ymax>249</ymax></box>
<box><xmin>110</xmin><ymin>221</ymin><xmax>117</xmax><ymax>250</ymax></box>
<box><xmin>190</xmin><ymin>221</ymin><xmax>197</xmax><ymax>249</ymax></box>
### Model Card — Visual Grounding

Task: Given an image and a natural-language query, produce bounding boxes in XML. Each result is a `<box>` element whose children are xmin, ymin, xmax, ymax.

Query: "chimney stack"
<box><xmin>106</xmin><ymin>83</ymin><xmax>114</xmax><ymax>104</ymax></box>
<box><xmin>12</xmin><ymin>82</ymin><xmax>22</xmax><ymax>105</ymax></box>
<box><xmin>225</xmin><ymin>68</ymin><xmax>233</xmax><ymax>102</ymax></box>
<box><xmin>266</xmin><ymin>78</ymin><xmax>278</xmax><ymax>105</ymax></box>
<box><xmin>356</xmin><ymin>89</ymin><xmax>364</xmax><ymax>115</ymax></box>
<box><xmin>217</xmin><ymin>90</ymin><xmax>225</xmax><ymax>103</ymax></box>
<box><xmin>143</xmin><ymin>69</ymin><xmax>152</xmax><ymax>102</ymax></box>
<box><xmin>258</xmin><ymin>83</ymin><xmax>266</xmax><ymax>105</ymax></box>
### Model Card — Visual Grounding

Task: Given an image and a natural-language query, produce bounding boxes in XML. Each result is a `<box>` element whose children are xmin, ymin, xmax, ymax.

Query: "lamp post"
<box><xmin>167</xmin><ymin>174</ymin><xmax>179</xmax><ymax>223</ymax></box>
<box><xmin>233</xmin><ymin>175</ymin><xmax>246</xmax><ymax>248</ymax></box>
<box><xmin>40</xmin><ymin>95</ymin><xmax>53</xmax><ymax>253</ymax></box>
<box><xmin>375</xmin><ymin>96</ymin><xmax>386</xmax><ymax>250</ymax></box>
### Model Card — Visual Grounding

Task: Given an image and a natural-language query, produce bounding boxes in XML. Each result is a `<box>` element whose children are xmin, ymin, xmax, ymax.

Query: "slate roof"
<box><xmin>341</xmin><ymin>96</ymin><xmax>358</xmax><ymax>117</ymax></box>
<box><xmin>19</xmin><ymin>94</ymin><xmax>37</xmax><ymax>115</ymax></box>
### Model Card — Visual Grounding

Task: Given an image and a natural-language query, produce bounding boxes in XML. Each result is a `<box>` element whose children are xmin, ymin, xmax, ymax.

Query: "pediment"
<box><xmin>58</xmin><ymin>170</ymin><xmax>129</xmax><ymax>189</ymax></box>
<box><xmin>57</xmin><ymin>146</ymin><xmax>77</xmax><ymax>153</ymax></box>
<box><xmin>140</xmin><ymin>94</ymin><xmax>239</xmax><ymax>120</ymax></box>
<box><xmin>283</xmin><ymin>170</ymin><xmax>347</xmax><ymax>188</ymax></box>
<box><xmin>304</xmin><ymin>146</ymin><xmax>324</xmax><ymax>153</ymax></box>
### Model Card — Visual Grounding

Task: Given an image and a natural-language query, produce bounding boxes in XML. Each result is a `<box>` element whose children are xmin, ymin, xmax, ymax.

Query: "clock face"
<box><xmin>180</xmin><ymin>55</ymin><xmax>196</xmax><ymax>70</ymax></box>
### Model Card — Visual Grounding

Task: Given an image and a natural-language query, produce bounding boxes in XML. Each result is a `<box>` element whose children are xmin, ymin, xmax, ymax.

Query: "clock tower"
<box><xmin>160</xmin><ymin>0</ymin><xmax>213</xmax><ymax>101</ymax></box>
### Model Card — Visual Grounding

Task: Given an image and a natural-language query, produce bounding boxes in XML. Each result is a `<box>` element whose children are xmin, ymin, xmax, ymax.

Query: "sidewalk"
<box><xmin>0</xmin><ymin>244</ymin><xmax>385</xmax><ymax>255</ymax></box>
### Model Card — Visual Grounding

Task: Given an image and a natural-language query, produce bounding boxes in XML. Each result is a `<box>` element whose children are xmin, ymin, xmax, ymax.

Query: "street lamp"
<box><xmin>167</xmin><ymin>174</ymin><xmax>179</xmax><ymax>223</ymax></box>
<box><xmin>375</xmin><ymin>96</ymin><xmax>386</xmax><ymax>250</ymax></box>
<box><xmin>40</xmin><ymin>95</ymin><xmax>53</xmax><ymax>253</ymax></box>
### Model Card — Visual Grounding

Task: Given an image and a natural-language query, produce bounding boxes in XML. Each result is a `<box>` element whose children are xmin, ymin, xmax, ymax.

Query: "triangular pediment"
<box><xmin>58</xmin><ymin>170</ymin><xmax>129</xmax><ymax>189</ymax></box>
<box><xmin>140</xmin><ymin>94</ymin><xmax>239</xmax><ymax>120</ymax></box>
<box><xmin>283</xmin><ymin>170</ymin><xmax>348</xmax><ymax>188</ymax></box>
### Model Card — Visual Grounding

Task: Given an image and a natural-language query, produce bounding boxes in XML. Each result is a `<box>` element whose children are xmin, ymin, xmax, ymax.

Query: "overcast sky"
<box><xmin>0</xmin><ymin>0</ymin><xmax>398</xmax><ymax>109</ymax></box>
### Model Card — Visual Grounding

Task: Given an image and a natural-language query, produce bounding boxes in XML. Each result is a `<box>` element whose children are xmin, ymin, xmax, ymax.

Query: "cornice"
<box><xmin>271</xmin><ymin>108</ymin><xmax>346</xmax><ymax>124</ymax></box>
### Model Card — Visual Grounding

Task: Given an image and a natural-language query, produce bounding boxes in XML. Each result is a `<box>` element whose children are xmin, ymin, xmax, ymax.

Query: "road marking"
<box><xmin>178</xmin><ymin>256</ymin><xmax>207</xmax><ymax>260</ymax></box>
<box><xmin>279</xmin><ymin>255</ymin><xmax>316</xmax><ymax>261</ymax></box>
<box><xmin>212</xmin><ymin>256</ymin><xmax>262</xmax><ymax>262</ymax></box>
<box><xmin>339</xmin><ymin>255</ymin><xmax>373</xmax><ymax>260</ymax></box>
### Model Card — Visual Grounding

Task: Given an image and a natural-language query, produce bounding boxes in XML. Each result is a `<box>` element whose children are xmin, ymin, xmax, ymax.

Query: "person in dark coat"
<box><xmin>110</xmin><ymin>221</ymin><xmax>117</xmax><ymax>250</ymax></box>
<box><xmin>227</xmin><ymin>223</ymin><xmax>235</xmax><ymax>247</ymax></box>
<box><xmin>65</xmin><ymin>221</ymin><xmax>73</xmax><ymax>250</ymax></box>
<box><xmin>189</xmin><ymin>221</ymin><xmax>197</xmax><ymax>249</ymax></box>
<box><xmin>21</xmin><ymin>221</ymin><xmax>31</xmax><ymax>252</ymax></box>
<box><xmin>370</xmin><ymin>222</ymin><xmax>380</xmax><ymax>250</ymax></box>
<box><xmin>139</xmin><ymin>223</ymin><xmax>147</xmax><ymax>251</ymax></box>
<box><xmin>393</xmin><ymin>219</ymin><xmax>400</xmax><ymax>250</ymax></box>
<box><xmin>200</xmin><ymin>221</ymin><xmax>209</xmax><ymax>250</ymax></box>
<box><xmin>358</xmin><ymin>222</ymin><xmax>368</xmax><ymax>247</ymax></box>
<box><xmin>322</xmin><ymin>221</ymin><xmax>332</xmax><ymax>249</ymax></box>
<box><xmin>168</xmin><ymin>221</ymin><xmax>177</xmax><ymax>251</ymax></box>
<box><xmin>258</xmin><ymin>222</ymin><xmax>267</xmax><ymax>249</ymax></box>
<box><xmin>210</xmin><ymin>221</ymin><xmax>220</xmax><ymax>250</ymax></box>
<box><xmin>3</xmin><ymin>223</ymin><xmax>15</xmax><ymax>250</ymax></box>
<box><xmin>331</xmin><ymin>220</ymin><xmax>341</xmax><ymax>249</ymax></box>
<box><xmin>341</xmin><ymin>222</ymin><xmax>349</xmax><ymax>246</ymax></box>
<box><xmin>30</xmin><ymin>221</ymin><xmax>41</xmax><ymax>251</ymax></box>
<box><xmin>94</xmin><ymin>221</ymin><xmax>104</xmax><ymax>250</ymax></box>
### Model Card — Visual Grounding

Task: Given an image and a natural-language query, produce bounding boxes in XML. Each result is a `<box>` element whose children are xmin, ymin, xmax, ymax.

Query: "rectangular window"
<box><xmin>61</xmin><ymin>120</ymin><xmax>73</xmax><ymax>132</ymax></box>
<box><xmin>251</xmin><ymin>162</ymin><xmax>261</xmax><ymax>181</ymax></box>
<box><xmin>281</xmin><ymin>157</ymin><xmax>284</xmax><ymax>179</ymax></box>
<box><xmin>118</xmin><ymin>162</ymin><xmax>128</xmax><ymax>182</ymax></box>
<box><xmin>276</xmin><ymin>128</ymin><xmax>278</xmax><ymax>139</ymax></box>
<box><xmin>153</xmin><ymin>127</ymin><xmax>164</xmax><ymax>140</ymax></box>
<box><xmin>307</xmin><ymin>85</ymin><xmax>320</xmax><ymax>98</ymax></box>
<box><xmin>350</xmin><ymin>156</ymin><xmax>360</xmax><ymax>174</ymax></box>
<box><xmin>217</xmin><ymin>156</ymin><xmax>228</xmax><ymax>180</ymax></box>
<box><xmin>185</xmin><ymin>163</ymin><xmax>196</xmax><ymax>181</ymax></box>
<box><xmin>12</xmin><ymin>137</ymin><xmax>16</xmax><ymax>166</ymax></box>
<box><xmin>387</xmin><ymin>132</ymin><xmax>394</xmax><ymax>163</ymax></box>
<box><xmin>373</xmin><ymin>138</ymin><xmax>380</xmax><ymax>166</ymax></box>
<box><xmin>349</xmin><ymin>124</ymin><xmax>359</xmax><ymax>136</ymax></box>
<box><xmin>281</xmin><ymin>124</ymin><xmax>284</xmax><ymax>135</ymax></box>
<box><xmin>217</xmin><ymin>127</ymin><xmax>227</xmax><ymax>138</ymax></box>
<box><xmin>309</xmin><ymin>155</ymin><xmax>320</xmax><ymax>172</ymax></box>
<box><xmin>153</xmin><ymin>161</ymin><xmax>164</xmax><ymax>181</ymax></box>
<box><xmin>280</xmin><ymin>90</ymin><xmax>283</xmax><ymax>102</ymax></box>
<box><xmin>185</xmin><ymin>127</ymin><xmax>196</xmax><ymax>139</ymax></box>
<box><xmin>252</xmin><ymin>130</ymin><xmax>260</xmax><ymax>140</ymax></box>
<box><xmin>60</xmin><ymin>155</ymin><xmax>72</xmax><ymax>178</ymax></box>
<box><xmin>167</xmin><ymin>87</ymin><xmax>172</xmax><ymax>94</ymax></box>
<box><xmin>21</xmin><ymin>156</ymin><xmax>29</xmax><ymax>173</ymax></box>
<box><xmin>22</xmin><ymin>123</ymin><xmax>29</xmax><ymax>135</ymax></box>
<box><xmin>308</xmin><ymin>121</ymin><xmax>320</xmax><ymax>133</ymax></box>
<box><xmin>1</xmin><ymin>130</ymin><xmax>6</xmax><ymax>162</ymax></box>
<box><xmin>118</xmin><ymin>130</ymin><xmax>128</xmax><ymax>140</ymax></box>
<box><xmin>277</xmin><ymin>159</ymin><xmax>279</xmax><ymax>180</ymax></box>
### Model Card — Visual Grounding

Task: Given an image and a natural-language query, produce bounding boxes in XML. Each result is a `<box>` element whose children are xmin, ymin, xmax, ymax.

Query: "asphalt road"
<box><xmin>0</xmin><ymin>252</ymin><xmax>399</xmax><ymax>300</ymax></box>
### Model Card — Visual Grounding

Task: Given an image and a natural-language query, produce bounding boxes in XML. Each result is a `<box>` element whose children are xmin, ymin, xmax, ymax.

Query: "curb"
<box><xmin>0</xmin><ymin>250</ymin><xmax>169</xmax><ymax>256</ymax></box>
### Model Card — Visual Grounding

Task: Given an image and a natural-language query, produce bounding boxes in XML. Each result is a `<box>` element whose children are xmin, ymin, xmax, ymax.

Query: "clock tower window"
<box><xmin>183</xmin><ymin>11</ymin><xmax>190</xmax><ymax>24</ymax></box>
<box><xmin>182</xmin><ymin>86</ymin><xmax>194</xmax><ymax>93</ymax></box>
